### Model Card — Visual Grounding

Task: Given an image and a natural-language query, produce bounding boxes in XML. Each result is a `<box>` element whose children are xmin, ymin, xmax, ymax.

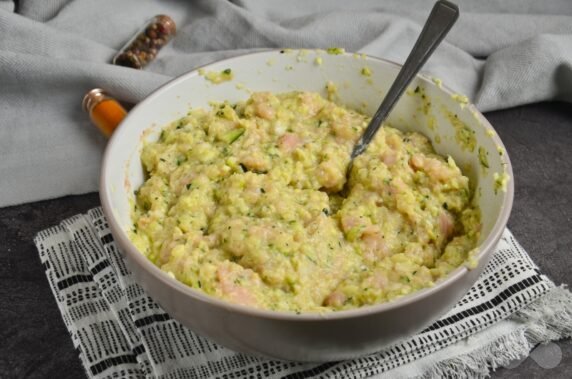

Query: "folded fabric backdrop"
<box><xmin>1</xmin><ymin>0</ymin><xmax>572</xmax><ymax>206</ymax></box>
<box><xmin>35</xmin><ymin>208</ymin><xmax>572</xmax><ymax>379</ymax></box>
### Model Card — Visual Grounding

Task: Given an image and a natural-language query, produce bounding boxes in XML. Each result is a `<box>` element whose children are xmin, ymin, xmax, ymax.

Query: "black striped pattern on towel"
<box><xmin>34</xmin><ymin>207</ymin><xmax>553</xmax><ymax>379</ymax></box>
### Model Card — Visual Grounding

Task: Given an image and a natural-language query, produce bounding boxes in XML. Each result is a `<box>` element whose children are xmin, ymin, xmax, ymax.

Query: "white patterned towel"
<box><xmin>34</xmin><ymin>207</ymin><xmax>572</xmax><ymax>379</ymax></box>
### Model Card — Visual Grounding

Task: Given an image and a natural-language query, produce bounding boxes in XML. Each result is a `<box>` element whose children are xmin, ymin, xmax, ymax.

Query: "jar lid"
<box><xmin>82</xmin><ymin>88</ymin><xmax>107</xmax><ymax>113</ymax></box>
<box><xmin>155</xmin><ymin>15</ymin><xmax>177</xmax><ymax>35</ymax></box>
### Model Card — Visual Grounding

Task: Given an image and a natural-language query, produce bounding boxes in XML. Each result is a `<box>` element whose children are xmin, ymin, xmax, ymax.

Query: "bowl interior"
<box><xmin>101</xmin><ymin>49</ymin><xmax>513</xmax><ymax>312</ymax></box>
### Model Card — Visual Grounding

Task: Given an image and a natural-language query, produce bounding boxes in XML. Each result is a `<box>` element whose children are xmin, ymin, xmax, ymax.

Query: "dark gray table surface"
<box><xmin>1</xmin><ymin>102</ymin><xmax>570</xmax><ymax>378</ymax></box>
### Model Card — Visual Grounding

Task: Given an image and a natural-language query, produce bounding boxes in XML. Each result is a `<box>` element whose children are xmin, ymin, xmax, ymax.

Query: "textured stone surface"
<box><xmin>0</xmin><ymin>102</ymin><xmax>570</xmax><ymax>378</ymax></box>
<box><xmin>0</xmin><ymin>192</ymin><xmax>100</xmax><ymax>378</ymax></box>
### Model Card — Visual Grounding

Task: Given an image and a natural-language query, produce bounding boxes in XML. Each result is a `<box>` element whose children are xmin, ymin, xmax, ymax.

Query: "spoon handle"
<box><xmin>351</xmin><ymin>0</ymin><xmax>459</xmax><ymax>159</ymax></box>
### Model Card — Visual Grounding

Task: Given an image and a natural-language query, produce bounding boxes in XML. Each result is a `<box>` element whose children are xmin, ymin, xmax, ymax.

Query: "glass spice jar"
<box><xmin>112</xmin><ymin>15</ymin><xmax>177</xmax><ymax>69</ymax></box>
<box><xmin>82</xmin><ymin>89</ymin><xmax>127</xmax><ymax>137</ymax></box>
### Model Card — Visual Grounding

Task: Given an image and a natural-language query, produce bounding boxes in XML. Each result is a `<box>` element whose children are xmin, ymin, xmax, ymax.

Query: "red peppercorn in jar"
<box><xmin>113</xmin><ymin>15</ymin><xmax>176</xmax><ymax>69</ymax></box>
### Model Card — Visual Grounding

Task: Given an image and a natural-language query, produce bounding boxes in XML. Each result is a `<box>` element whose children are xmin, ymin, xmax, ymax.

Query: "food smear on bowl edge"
<box><xmin>198</xmin><ymin>68</ymin><xmax>234</xmax><ymax>84</ymax></box>
<box><xmin>129</xmin><ymin>90</ymin><xmax>481</xmax><ymax>313</ymax></box>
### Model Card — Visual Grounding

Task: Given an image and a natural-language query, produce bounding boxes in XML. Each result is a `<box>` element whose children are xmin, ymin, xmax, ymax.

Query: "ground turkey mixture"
<box><xmin>130</xmin><ymin>91</ymin><xmax>480</xmax><ymax>312</ymax></box>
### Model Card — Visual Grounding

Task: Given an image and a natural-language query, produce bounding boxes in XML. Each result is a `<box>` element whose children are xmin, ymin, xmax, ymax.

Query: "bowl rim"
<box><xmin>100</xmin><ymin>48</ymin><xmax>514</xmax><ymax>321</ymax></box>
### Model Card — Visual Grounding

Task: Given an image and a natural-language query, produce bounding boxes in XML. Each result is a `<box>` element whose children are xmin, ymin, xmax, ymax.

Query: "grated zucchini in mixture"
<box><xmin>131</xmin><ymin>91</ymin><xmax>480</xmax><ymax>312</ymax></box>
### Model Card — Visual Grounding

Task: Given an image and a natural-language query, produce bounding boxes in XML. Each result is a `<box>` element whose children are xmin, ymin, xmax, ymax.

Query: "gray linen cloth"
<box><xmin>1</xmin><ymin>0</ymin><xmax>572</xmax><ymax>207</ymax></box>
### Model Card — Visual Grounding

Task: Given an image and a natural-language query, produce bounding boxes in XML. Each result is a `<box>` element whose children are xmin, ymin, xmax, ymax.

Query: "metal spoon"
<box><xmin>349</xmin><ymin>0</ymin><xmax>459</xmax><ymax>165</ymax></box>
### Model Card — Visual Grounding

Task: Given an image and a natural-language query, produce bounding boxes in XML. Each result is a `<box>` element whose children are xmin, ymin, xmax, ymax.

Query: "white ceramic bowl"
<box><xmin>100</xmin><ymin>49</ymin><xmax>513</xmax><ymax>362</ymax></box>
